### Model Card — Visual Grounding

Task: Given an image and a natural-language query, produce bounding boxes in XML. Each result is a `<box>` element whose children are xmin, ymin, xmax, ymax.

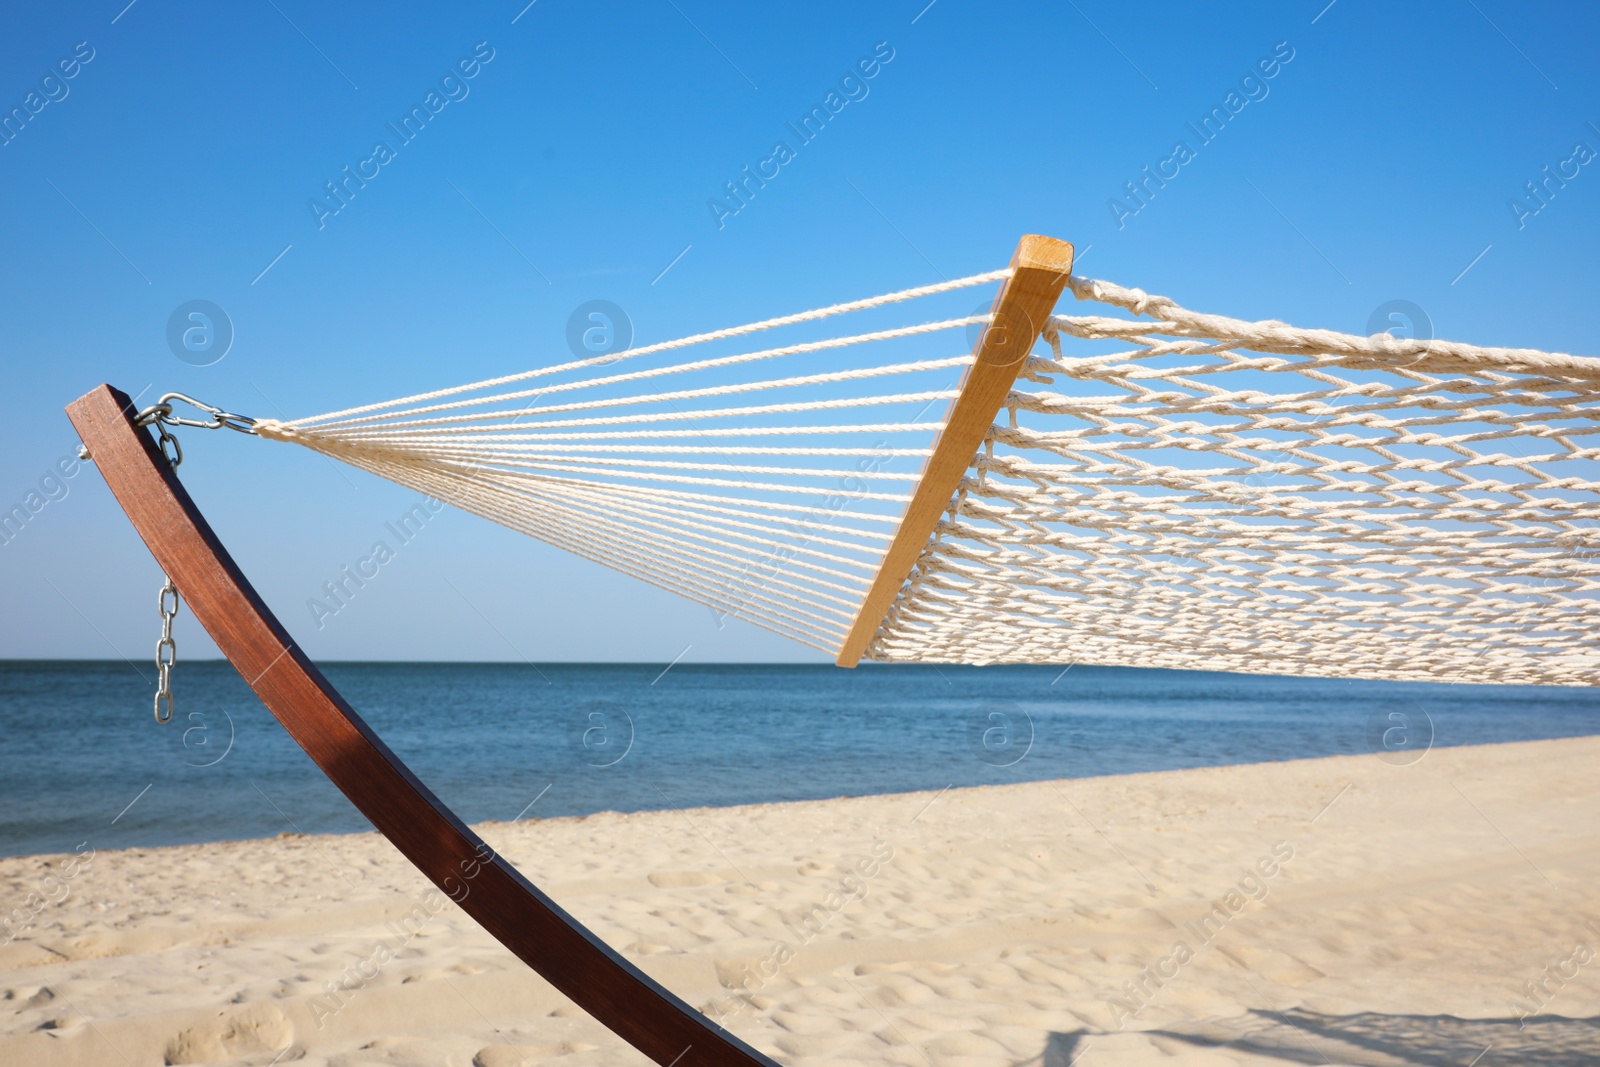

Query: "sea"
<box><xmin>2</xmin><ymin>659</ymin><xmax>1598</xmax><ymax>859</ymax></box>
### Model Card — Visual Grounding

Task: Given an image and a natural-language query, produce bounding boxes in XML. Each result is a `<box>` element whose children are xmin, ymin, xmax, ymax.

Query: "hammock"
<box><xmin>64</xmin><ymin>234</ymin><xmax>1600</xmax><ymax>1067</ymax></box>
<box><xmin>251</xmin><ymin>236</ymin><xmax>1600</xmax><ymax>687</ymax></box>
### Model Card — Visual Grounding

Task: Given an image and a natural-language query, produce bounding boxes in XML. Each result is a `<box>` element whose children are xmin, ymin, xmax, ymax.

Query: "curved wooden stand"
<box><xmin>66</xmin><ymin>384</ymin><xmax>777</xmax><ymax>1067</ymax></box>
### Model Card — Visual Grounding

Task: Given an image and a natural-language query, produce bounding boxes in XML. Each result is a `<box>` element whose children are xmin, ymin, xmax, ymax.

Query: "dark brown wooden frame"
<box><xmin>66</xmin><ymin>384</ymin><xmax>779</xmax><ymax>1067</ymax></box>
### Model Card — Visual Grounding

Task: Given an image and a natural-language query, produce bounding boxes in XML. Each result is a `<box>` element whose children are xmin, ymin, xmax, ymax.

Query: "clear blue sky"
<box><xmin>2</xmin><ymin>0</ymin><xmax>1595</xmax><ymax>664</ymax></box>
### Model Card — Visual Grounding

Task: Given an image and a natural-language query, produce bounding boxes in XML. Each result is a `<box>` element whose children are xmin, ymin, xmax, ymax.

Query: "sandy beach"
<box><xmin>3</xmin><ymin>736</ymin><xmax>1598</xmax><ymax>1067</ymax></box>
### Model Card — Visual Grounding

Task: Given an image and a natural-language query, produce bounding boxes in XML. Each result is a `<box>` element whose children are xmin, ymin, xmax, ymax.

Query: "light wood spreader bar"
<box><xmin>835</xmin><ymin>235</ymin><xmax>1074</xmax><ymax>668</ymax></box>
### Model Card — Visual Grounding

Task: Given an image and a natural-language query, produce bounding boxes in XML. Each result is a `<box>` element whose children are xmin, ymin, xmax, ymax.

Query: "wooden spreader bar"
<box><xmin>835</xmin><ymin>235</ymin><xmax>1074</xmax><ymax>667</ymax></box>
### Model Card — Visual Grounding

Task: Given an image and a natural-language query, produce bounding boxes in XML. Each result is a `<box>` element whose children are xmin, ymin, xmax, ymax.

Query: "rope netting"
<box><xmin>256</xmin><ymin>271</ymin><xmax>1009</xmax><ymax>653</ymax></box>
<box><xmin>871</xmin><ymin>276</ymin><xmax>1600</xmax><ymax>686</ymax></box>
<box><xmin>259</xmin><ymin>262</ymin><xmax>1600</xmax><ymax>685</ymax></box>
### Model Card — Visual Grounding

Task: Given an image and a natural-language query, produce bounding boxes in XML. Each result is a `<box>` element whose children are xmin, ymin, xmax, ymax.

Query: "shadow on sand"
<box><xmin>1041</xmin><ymin>1009</ymin><xmax>1600</xmax><ymax>1066</ymax></box>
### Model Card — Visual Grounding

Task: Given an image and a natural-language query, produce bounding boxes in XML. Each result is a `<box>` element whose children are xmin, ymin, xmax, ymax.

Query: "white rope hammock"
<box><xmin>257</xmin><ymin>263</ymin><xmax>1600</xmax><ymax>686</ymax></box>
<box><xmin>257</xmin><ymin>272</ymin><xmax>1008</xmax><ymax>653</ymax></box>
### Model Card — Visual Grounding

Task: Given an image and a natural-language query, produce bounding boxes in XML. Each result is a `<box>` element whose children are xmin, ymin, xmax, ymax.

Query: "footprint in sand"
<box><xmin>162</xmin><ymin>1004</ymin><xmax>294</xmax><ymax>1064</ymax></box>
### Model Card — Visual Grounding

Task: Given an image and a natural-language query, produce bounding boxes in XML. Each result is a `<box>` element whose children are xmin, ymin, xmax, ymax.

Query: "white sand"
<box><xmin>3</xmin><ymin>736</ymin><xmax>1599</xmax><ymax>1067</ymax></box>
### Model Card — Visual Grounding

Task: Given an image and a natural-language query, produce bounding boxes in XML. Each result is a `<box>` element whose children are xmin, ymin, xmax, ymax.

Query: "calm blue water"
<box><xmin>2</xmin><ymin>660</ymin><xmax>1598</xmax><ymax>858</ymax></box>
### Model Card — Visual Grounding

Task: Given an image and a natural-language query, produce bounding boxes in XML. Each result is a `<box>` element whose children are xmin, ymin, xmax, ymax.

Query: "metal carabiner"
<box><xmin>134</xmin><ymin>393</ymin><xmax>257</xmax><ymax>435</ymax></box>
<box><xmin>153</xmin><ymin>393</ymin><xmax>259</xmax><ymax>434</ymax></box>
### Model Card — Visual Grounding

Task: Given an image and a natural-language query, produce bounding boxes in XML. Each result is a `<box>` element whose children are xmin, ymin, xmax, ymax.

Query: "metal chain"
<box><xmin>155</xmin><ymin>422</ymin><xmax>183</xmax><ymax>468</ymax></box>
<box><xmin>134</xmin><ymin>392</ymin><xmax>257</xmax><ymax>471</ymax></box>
<box><xmin>126</xmin><ymin>394</ymin><xmax>253</xmax><ymax>724</ymax></box>
<box><xmin>154</xmin><ymin>578</ymin><xmax>179</xmax><ymax>724</ymax></box>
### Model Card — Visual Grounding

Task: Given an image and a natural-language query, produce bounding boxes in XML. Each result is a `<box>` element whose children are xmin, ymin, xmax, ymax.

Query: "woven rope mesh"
<box><xmin>262</xmin><ymin>264</ymin><xmax>1600</xmax><ymax>684</ymax></box>
<box><xmin>257</xmin><ymin>271</ymin><xmax>1009</xmax><ymax>654</ymax></box>
<box><xmin>869</xmin><ymin>276</ymin><xmax>1600</xmax><ymax>686</ymax></box>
